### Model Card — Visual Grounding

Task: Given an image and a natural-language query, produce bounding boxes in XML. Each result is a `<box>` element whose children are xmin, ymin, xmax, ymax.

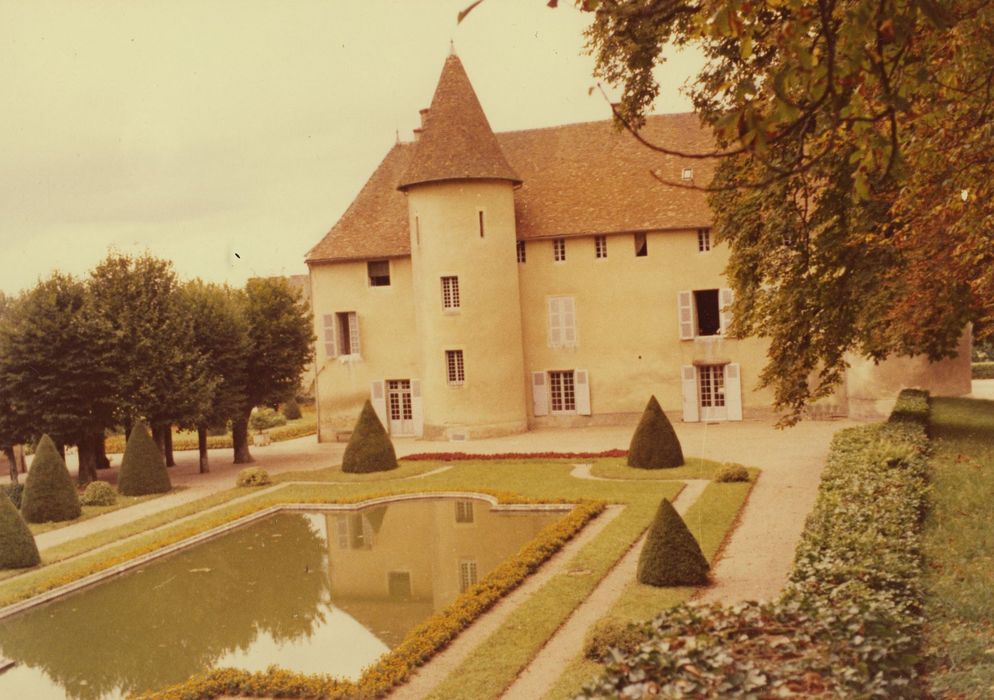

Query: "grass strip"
<box><xmin>590</xmin><ymin>456</ymin><xmax>732</xmax><ymax>481</ymax></box>
<box><xmin>26</xmin><ymin>488</ymin><xmax>184</xmax><ymax>536</ymax></box>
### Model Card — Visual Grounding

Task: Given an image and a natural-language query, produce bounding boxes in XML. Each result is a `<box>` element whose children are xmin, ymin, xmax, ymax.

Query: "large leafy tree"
<box><xmin>0</xmin><ymin>291</ymin><xmax>28</xmax><ymax>484</ymax></box>
<box><xmin>0</xmin><ymin>275</ymin><xmax>117</xmax><ymax>484</ymax></box>
<box><xmin>231</xmin><ymin>277</ymin><xmax>314</xmax><ymax>464</ymax></box>
<box><xmin>500</xmin><ymin>0</ymin><xmax>994</xmax><ymax>421</ymax></box>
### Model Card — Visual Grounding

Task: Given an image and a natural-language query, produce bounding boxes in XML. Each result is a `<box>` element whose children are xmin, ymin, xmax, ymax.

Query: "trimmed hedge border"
<box><xmin>583</xmin><ymin>393</ymin><xmax>931</xmax><ymax>698</ymax></box>
<box><xmin>104</xmin><ymin>419</ymin><xmax>318</xmax><ymax>455</ymax></box>
<box><xmin>134</xmin><ymin>495</ymin><xmax>604</xmax><ymax>699</ymax></box>
<box><xmin>972</xmin><ymin>361</ymin><xmax>994</xmax><ymax>379</ymax></box>
<box><xmin>404</xmin><ymin>449</ymin><xmax>627</xmax><ymax>461</ymax></box>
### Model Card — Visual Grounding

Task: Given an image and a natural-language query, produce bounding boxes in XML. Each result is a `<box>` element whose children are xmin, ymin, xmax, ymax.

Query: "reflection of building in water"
<box><xmin>326</xmin><ymin>499</ymin><xmax>559</xmax><ymax>646</ymax></box>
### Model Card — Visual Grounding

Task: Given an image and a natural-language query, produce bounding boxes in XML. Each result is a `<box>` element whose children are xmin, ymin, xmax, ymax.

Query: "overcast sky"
<box><xmin>0</xmin><ymin>1</ymin><xmax>704</xmax><ymax>295</ymax></box>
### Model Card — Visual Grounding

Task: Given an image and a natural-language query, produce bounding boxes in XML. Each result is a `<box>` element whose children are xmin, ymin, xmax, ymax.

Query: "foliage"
<box><xmin>0</xmin><ymin>490</ymin><xmax>40</xmax><ymax>569</ymax></box>
<box><xmin>1</xmin><ymin>483</ymin><xmax>24</xmax><ymax>510</ymax></box>
<box><xmin>249</xmin><ymin>407</ymin><xmax>286</xmax><ymax>432</ymax></box>
<box><xmin>972</xmin><ymin>362</ymin><xmax>994</xmax><ymax>379</ymax></box>
<box><xmin>627</xmin><ymin>396</ymin><xmax>684</xmax><ymax>469</ymax></box>
<box><xmin>713</xmin><ymin>462</ymin><xmax>750</xmax><ymax>482</ymax></box>
<box><xmin>235</xmin><ymin>468</ymin><xmax>271</xmax><ymax>488</ymax></box>
<box><xmin>573</xmin><ymin>0</ymin><xmax>994</xmax><ymax>422</ymax></box>
<box><xmin>80</xmin><ymin>481</ymin><xmax>117</xmax><ymax>507</ymax></box>
<box><xmin>117</xmin><ymin>422</ymin><xmax>172</xmax><ymax>497</ymax></box>
<box><xmin>583</xmin><ymin>617</ymin><xmax>651</xmax><ymax>661</ymax></box>
<box><xmin>282</xmin><ymin>398</ymin><xmax>302</xmax><ymax>420</ymax></box>
<box><xmin>342</xmin><ymin>401</ymin><xmax>398</xmax><ymax>474</ymax></box>
<box><xmin>403</xmin><ymin>449</ymin><xmax>627</xmax><ymax>461</ymax></box>
<box><xmin>888</xmin><ymin>387</ymin><xmax>931</xmax><ymax>429</ymax></box>
<box><xmin>636</xmin><ymin>497</ymin><xmax>708</xmax><ymax>586</ymax></box>
<box><xmin>20</xmin><ymin>435</ymin><xmax>82</xmax><ymax>524</ymax></box>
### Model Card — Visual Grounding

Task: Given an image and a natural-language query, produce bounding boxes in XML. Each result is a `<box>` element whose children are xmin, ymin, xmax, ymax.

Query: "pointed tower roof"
<box><xmin>398</xmin><ymin>55</ymin><xmax>521</xmax><ymax>190</ymax></box>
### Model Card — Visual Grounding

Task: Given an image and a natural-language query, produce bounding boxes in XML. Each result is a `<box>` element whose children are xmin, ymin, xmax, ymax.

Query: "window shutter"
<box><xmin>575</xmin><ymin>369</ymin><xmax>591</xmax><ymax>415</ymax></box>
<box><xmin>322</xmin><ymin>314</ymin><xmax>336</xmax><ymax>358</ymax></box>
<box><xmin>547</xmin><ymin>298</ymin><xmax>562</xmax><ymax>348</ymax></box>
<box><xmin>719</xmin><ymin>288</ymin><xmax>734</xmax><ymax>335</ymax></box>
<box><xmin>348</xmin><ymin>312</ymin><xmax>360</xmax><ymax>356</ymax></box>
<box><xmin>370</xmin><ymin>381</ymin><xmax>388</xmax><ymax>428</ymax></box>
<box><xmin>532</xmin><ymin>371</ymin><xmax>549</xmax><ymax>416</ymax></box>
<box><xmin>724</xmin><ymin>363</ymin><xmax>743</xmax><ymax>421</ymax></box>
<box><xmin>562</xmin><ymin>297</ymin><xmax>577</xmax><ymax>347</ymax></box>
<box><xmin>681</xmin><ymin>365</ymin><xmax>699</xmax><ymax>422</ymax></box>
<box><xmin>678</xmin><ymin>291</ymin><xmax>694</xmax><ymax>339</ymax></box>
<box><xmin>410</xmin><ymin>379</ymin><xmax>424</xmax><ymax>436</ymax></box>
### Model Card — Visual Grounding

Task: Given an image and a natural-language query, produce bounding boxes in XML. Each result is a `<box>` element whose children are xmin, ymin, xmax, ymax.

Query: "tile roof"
<box><xmin>306</xmin><ymin>113</ymin><xmax>717</xmax><ymax>264</ymax></box>
<box><xmin>398</xmin><ymin>55</ymin><xmax>520</xmax><ymax>190</ymax></box>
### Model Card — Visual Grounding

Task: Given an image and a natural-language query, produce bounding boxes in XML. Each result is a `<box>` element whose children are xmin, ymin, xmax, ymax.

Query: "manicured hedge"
<box><xmin>404</xmin><ymin>449</ymin><xmax>628</xmax><ymax>461</ymax></box>
<box><xmin>117</xmin><ymin>423</ymin><xmax>172</xmax><ymax>497</ymax></box>
<box><xmin>341</xmin><ymin>400</ymin><xmax>397</xmax><ymax>473</ymax></box>
<box><xmin>636</xmin><ymin>497</ymin><xmax>708</xmax><ymax>586</ymax></box>
<box><xmin>583</xmin><ymin>393</ymin><xmax>931</xmax><ymax>698</ymax></box>
<box><xmin>972</xmin><ymin>361</ymin><xmax>994</xmax><ymax>379</ymax></box>
<box><xmin>889</xmin><ymin>387</ymin><xmax>931</xmax><ymax>430</ymax></box>
<box><xmin>627</xmin><ymin>395</ymin><xmax>684</xmax><ymax>469</ymax></box>
<box><xmin>20</xmin><ymin>435</ymin><xmax>82</xmax><ymax>524</ymax></box>
<box><xmin>0</xmin><ymin>490</ymin><xmax>40</xmax><ymax>569</ymax></box>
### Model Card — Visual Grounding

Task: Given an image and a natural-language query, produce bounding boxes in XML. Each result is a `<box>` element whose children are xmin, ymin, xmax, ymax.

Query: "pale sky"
<box><xmin>0</xmin><ymin>1</ymin><xmax>705</xmax><ymax>295</ymax></box>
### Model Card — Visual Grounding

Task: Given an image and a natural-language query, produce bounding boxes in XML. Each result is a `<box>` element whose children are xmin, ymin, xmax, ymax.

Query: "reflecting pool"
<box><xmin>0</xmin><ymin>498</ymin><xmax>564</xmax><ymax>699</ymax></box>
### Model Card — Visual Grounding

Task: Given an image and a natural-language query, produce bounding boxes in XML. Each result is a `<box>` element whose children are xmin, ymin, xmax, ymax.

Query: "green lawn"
<box><xmin>923</xmin><ymin>397</ymin><xmax>994</xmax><ymax>698</ymax></box>
<box><xmin>26</xmin><ymin>488</ymin><xmax>184</xmax><ymax>535</ymax></box>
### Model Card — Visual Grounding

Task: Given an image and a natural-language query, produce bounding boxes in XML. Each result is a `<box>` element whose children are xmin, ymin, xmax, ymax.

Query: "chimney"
<box><xmin>413</xmin><ymin>127</ymin><xmax>423</xmax><ymax>142</ymax></box>
<box><xmin>419</xmin><ymin>108</ymin><xmax>430</xmax><ymax>128</ymax></box>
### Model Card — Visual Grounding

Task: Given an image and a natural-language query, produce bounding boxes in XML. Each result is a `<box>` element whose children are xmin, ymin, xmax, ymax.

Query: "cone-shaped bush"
<box><xmin>636</xmin><ymin>497</ymin><xmax>709</xmax><ymax>586</ymax></box>
<box><xmin>118</xmin><ymin>422</ymin><xmax>172</xmax><ymax>496</ymax></box>
<box><xmin>0</xmin><ymin>490</ymin><xmax>41</xmax><ymax>568</ymax></box>
<box><xmin>627</xmin><ymin>395</ymin><xmax>684</xmax><ymax>469</ymax></box>
<box><xmin>282</xmin><ymin>398</ymin><xmax>302</xmax><ymax>420</ymax></box>
<box><xmin>20</xmin><ymin>434</ymin><xmax>82</xmax><ymax>524</ymax></box>
<box><xmin>342</xmin><ymin>400</ymin><xmax>398</xmax><ymax>473</ymax></box>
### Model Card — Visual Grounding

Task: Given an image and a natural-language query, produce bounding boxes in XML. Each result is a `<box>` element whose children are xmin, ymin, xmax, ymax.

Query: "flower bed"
<box><xmin>582</xmin><ymin>395</ymin><xmax>930</xmax><ymax>698</ymax></box>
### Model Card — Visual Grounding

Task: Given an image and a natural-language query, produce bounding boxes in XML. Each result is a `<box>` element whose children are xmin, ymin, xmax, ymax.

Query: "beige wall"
<box><xmin>517</xmin><ymin>230</ymin><xmax>775</xmax><ymax>424</ymax></box>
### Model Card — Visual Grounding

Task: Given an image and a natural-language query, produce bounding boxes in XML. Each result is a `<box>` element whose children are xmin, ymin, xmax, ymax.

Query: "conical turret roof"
<box><xmin>398</xmin><ymin>54</ymin><xmax>521</xmax><ymax>190</ymax></box>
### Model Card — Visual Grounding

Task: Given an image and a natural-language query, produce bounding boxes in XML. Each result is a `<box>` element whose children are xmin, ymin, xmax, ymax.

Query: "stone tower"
<box><xmin>397</xmin><ymin>54</ymin><xmax>528</xmax><ymax>439</ymax></box>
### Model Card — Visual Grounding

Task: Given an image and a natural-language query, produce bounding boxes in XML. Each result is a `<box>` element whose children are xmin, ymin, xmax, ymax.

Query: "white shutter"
<box><xmin>547</xmin><ymin>298</ymin><xmax>562</xmax><ymax>348</ymax></box>
<box><xmin>681</xmin><ymin>365</ymin><xmax>699</xmax><ymax>422</ymax></box>
<box><xmin>719</xmin><ymin>288</ymin><xmax>734</xmax><ymax>335</ymax></box>
<box><xmin>575</xmin><ymin>369</ymin><xmax>591</xmax><ymax>415</ymax></box>
<box><xmin>532</xmin><ymin>371</ymin><xmax>549</xmax><ymax>416</ymax></box>
<box><xmin>678</xmin><ymin>291</ymin><xmax>694</xmax><ymax>339</ymax></box>
<box><xmin>562</xmin><ymin>297</ymin><xmax>577</xmax><ymax>347</ymax></box>
<box><xmin>322</xmin><ymin>314</ymin><xmax>336</xmax><ymax>358</ymax></box>
<box><xmin>348</xmin><ymin>312</ymin><xmax>360</xmax><ymax>356</ymax></box>
<box><xmin>724</xmin><ymin>363</ymin><xmax>743</xmax><ymax>421</ymax></box>
<box><xmin>410</xmin><ymin>379</ymin><xmax>424</xmax><ymax>436</ymax></box>
<box><xmin>370</xmin><ymin>381</ymin><xmax>388</xmax><ymax>427</ymax></box>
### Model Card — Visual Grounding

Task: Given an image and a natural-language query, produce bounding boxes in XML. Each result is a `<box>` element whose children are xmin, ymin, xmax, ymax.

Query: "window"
<box><xmin>387</xmin><ymin>379</ymin><xmax>413</xmax><ymax>422</ymax></box>
<box><xmin>698</xmin><ymin>227</ymin><xmax>711</xmax><ymax>252</ymax></box>
<box><xmin>595</xmin><ymin>235</ymin><xmax>607</xmax><ymax>258</ymax></box>
<box><xmin>446</xmin><ymin>349</ymin><xmax>465</xmax><ymax>385</ymax></box>
<box><xmin>388</xmin><ymin>571</ymin><xmax>412</xmax><ymax>599</ymax></box>
<box><xmin>367</xmin><ymin>260</ymin><xmax>390</xmax><ymax>286</ymax></box>
<box><xmin>459</xmin><ymin>560</ymin><xmax>478</xmax><ymax>592</ymax></box>
<box><xmin>553</xmin><ymin>238</ymin><xmax>566</xmax><ymax>261</ymax></box>
<box><xmin>634</xmin><ymin>232</ymin><xmax>648</xmax><ymax>257</ymax></box>
<box><xmin>516</xmin><ymin>240</ymin><xmax>526</xmax><ymax>263</ymax></box>
<box><xmin>681</xmin><ymin>167</ymin><xmax>694</xmax><ymax>181</ymax></box>
<box><xmin>699</xmin><ymin>365</ymin><xmax>726</xmax><ymax>408</ymax></box>
<box><xmin>478</xmin><ymin>210</ymin><xmax>485</xmax><ymax>238</ymax></box>
<box><xmin>693</xmin><ymin>289</ymin><xmax>721</xmax><ymax>336</ymax></box>
<box><xmin>549</xmin><ymin>370</ymin><xmax>576</xmax><ymax>414</ymax></box>
<box><xmin>441</xmin><ymin>276</ymin><xmax>460</xmax><ymax>309</ymax></box>
<box><xmin>335</xmin><ymin>312</ymin><xmax>360</xmax><ymax>356</ymax></box>
<box><xmin>547</xmin><ymin>296</ymin><xmax>577</xmax><ymax>348</ymax></box>
<box><xmin>455</xmin><ymin>500</ymin><xmax>475</xmax><ymax>523</ymax></box>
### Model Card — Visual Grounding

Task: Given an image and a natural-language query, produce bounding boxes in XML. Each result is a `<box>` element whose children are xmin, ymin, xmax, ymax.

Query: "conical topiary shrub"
<box><xmin>0</xmin><ymin>490</ymin><xmax>41</xmax><ymax>569</ymax></box>
<box><xmin>118</xmin><ymin>422</ymin><xmax>172</xmax><ymax>496</ymax></box>
<box><xmin>20</xmin><ymin>434</ymin><xmax>82</xmax><ymax>524</ymax></box>
<box><xmin>636</xmin><ymin>497</ymin><xmax>709</xmax><ymax>586</ymax></box>
<box><xmin>342</xmin><ymin>400</ymin><xmax>398</xmax><ymax>474</ymax></box>
<box><xmin>283</xmin><ymin>398</ymin><xmax>302</xmax><ymax>420</ymax></box>
<box><xmin>627</xmin><ymin>395</ymin><xmax>684</xmax><ymax>469</ymax></box>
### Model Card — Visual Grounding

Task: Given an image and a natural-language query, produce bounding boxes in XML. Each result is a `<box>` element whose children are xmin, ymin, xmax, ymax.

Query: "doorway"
<box><xmin>698</xmin><ymin>364</ymin><xmax>727</xmax><ymax>421</ymax></box>
<box><xmin>386</xmin><ymin>379</ymin><xmax>414</xmax><ymax>435</ymax></box>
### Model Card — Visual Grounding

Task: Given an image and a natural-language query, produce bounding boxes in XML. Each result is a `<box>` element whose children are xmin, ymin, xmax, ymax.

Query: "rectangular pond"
<box><xmin>0</xmin><ymin>497</ymin><xmax>566</xmax><ymax>700</ymax></box>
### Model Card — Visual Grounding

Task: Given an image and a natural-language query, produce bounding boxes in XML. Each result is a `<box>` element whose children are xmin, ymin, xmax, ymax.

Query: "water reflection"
<box><xmin>0</xmin><ymin>499</ymin><xmax>561</xmax><ymax>699</ymax></box>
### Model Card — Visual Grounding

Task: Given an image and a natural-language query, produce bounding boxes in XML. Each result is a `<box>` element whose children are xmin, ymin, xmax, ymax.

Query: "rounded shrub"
<box><xmin>637</xmin><ymin>497</ymin><xmax>709</xmax><ymax>587</ymax></box>
<box><xmin>250</xmin><ymin>407</ymin><xmax>287</xmax><ymax>431</ymax></box>
<box><xmin>282</xmin><ymin>398</ymin><xmax>302</xmax><ymax>421</ymax></box>
<box><xmin>236</xmin><ymin>467</ymin><xmax>272</xmax><ymax>487</ymax></box>
<box><xmin>20</xmin><ymin>434</ymin><xmax>82</xmax><ymax>524</ymax></box>
<box><xmin>80</xmin><ymin>481</ymin><xmax>118</xmax><ymax>506</ymax></box>
<box><xmin>584</xmin><ymin>617</ymin><xmax>651</xmax><ymax>661</ymax></box>
<box><xmin>118</xmin><ymin>422</ymin><xmax>172</xmax><ymax>497</ymax></box>
<box><xmin>714</xmin><ymin>463</ymin><xmax>750</xmax><ymax>483</ymax></box>
<box><xmin>0</xmin><ymin>491</ymin><xmax>40</xmax><ymax>569</ymax></box>
<box><xmin>342</xmin><ymin>400</ymin><xmax>398</xmax><ymax>474</ymax></box>
<box><xmin>627</xmin><ymin>395</ymin><xmax>684</xmax><ymax>469</ymax></box>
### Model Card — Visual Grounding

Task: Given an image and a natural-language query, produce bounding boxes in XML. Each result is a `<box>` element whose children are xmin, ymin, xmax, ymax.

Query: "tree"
<box><xmin>627</xmin><ymin>395</ymin><xmax>684</xmax><ymax>469</ymax></box>
<box><xmin>460</xmin><ymin>1</ymin><xmax>994</xmax><ymax>422</ymax></box>
<box><xmin>0</xmin><ymin>275</ymin><xmax>117</xmax><ymax>484</ymax></box>
<box><xmin>0</xmin><ymin>490</ymin><xmax>40</xmax><ymax>569</ymax></box>
<box><xmin>20</xmin><ymin>435</ymin><xmax>83</xmax><ymax>524</ymax></box>
<box><xmin>230</xmin><ymin>277</ymin><xmax>314</xmax><ymax>464</ymax></box>
<box><xmin>342</xmin><ymin>400</ymin><xmax>398</xmax><ymax>473</ymax></box>
<box><xmin>117</xmin><ymin>422</ymin><xmax>172</xmax><ymax>496</ymax></box>
<box><xmin>636</xmin><ymin>497</ymin><xmax>709</xmax><ymax>586</ymax></box>
<box><xmin>0</xmin><ymin>290</ymin><xmax>27</xmax><ymax>485</ymax></box>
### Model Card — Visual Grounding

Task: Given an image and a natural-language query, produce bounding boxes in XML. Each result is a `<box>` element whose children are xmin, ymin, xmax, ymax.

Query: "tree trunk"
<box><xmin>15</xmin><ymin>444</ymin><xmax>26</xmax><ymax>473</ymax></box>
<box><xmin>152</xmin><ymin>424</ymin><xmax>166</xmax><ymax>457</ymax></box>
<box><xmin>95</xmin><ymin>433</ymin><xmax>111</xmax><ymax>469</ymax></box>
<box><xmin>164</xmin><ymin>427</ymin><xmax>175</xmax><ymax>467</ymax></box>
<box><xmin>3</xmin><ymin>446</ymin><xmax>16</xmax><ymax>485</ymax></box>
<box><xmin>76</xmin><ymin>434</ymin><xmax>99</xmax><ymax>486</ymax></box>
<box><xmin>232</xmin><ymin>414</ymin><xmax>254</xmax><ymax>464</ymax></box>
<box><xmin>197</xmin><ymin>425</ymin><xmax>209</xmax><ymax>473</ymax></box>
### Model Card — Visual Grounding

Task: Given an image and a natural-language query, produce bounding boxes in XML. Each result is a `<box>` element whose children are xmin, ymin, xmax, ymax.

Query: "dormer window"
<box><xmin>368</xmin><ymin>260</ymin><xmax>390</xmax><ymax>287</ymax></box>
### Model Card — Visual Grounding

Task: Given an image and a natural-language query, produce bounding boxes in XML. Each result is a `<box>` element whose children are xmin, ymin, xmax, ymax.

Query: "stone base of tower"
<box><xmin>422</xmin><ymin>419</ymin><xmax>528</xmax><ymax>442</ymax></box>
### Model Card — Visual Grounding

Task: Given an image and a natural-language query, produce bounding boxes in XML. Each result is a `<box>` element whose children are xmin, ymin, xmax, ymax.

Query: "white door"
<box><xmin>386</xmin><ymin>379</ymin><xmax>414</xmax><ymax>435</ymax></box>
<box><xmin>698</xmin><ymin>365</ymin><xmax>728</xmax><ymax>422</ymax></box>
